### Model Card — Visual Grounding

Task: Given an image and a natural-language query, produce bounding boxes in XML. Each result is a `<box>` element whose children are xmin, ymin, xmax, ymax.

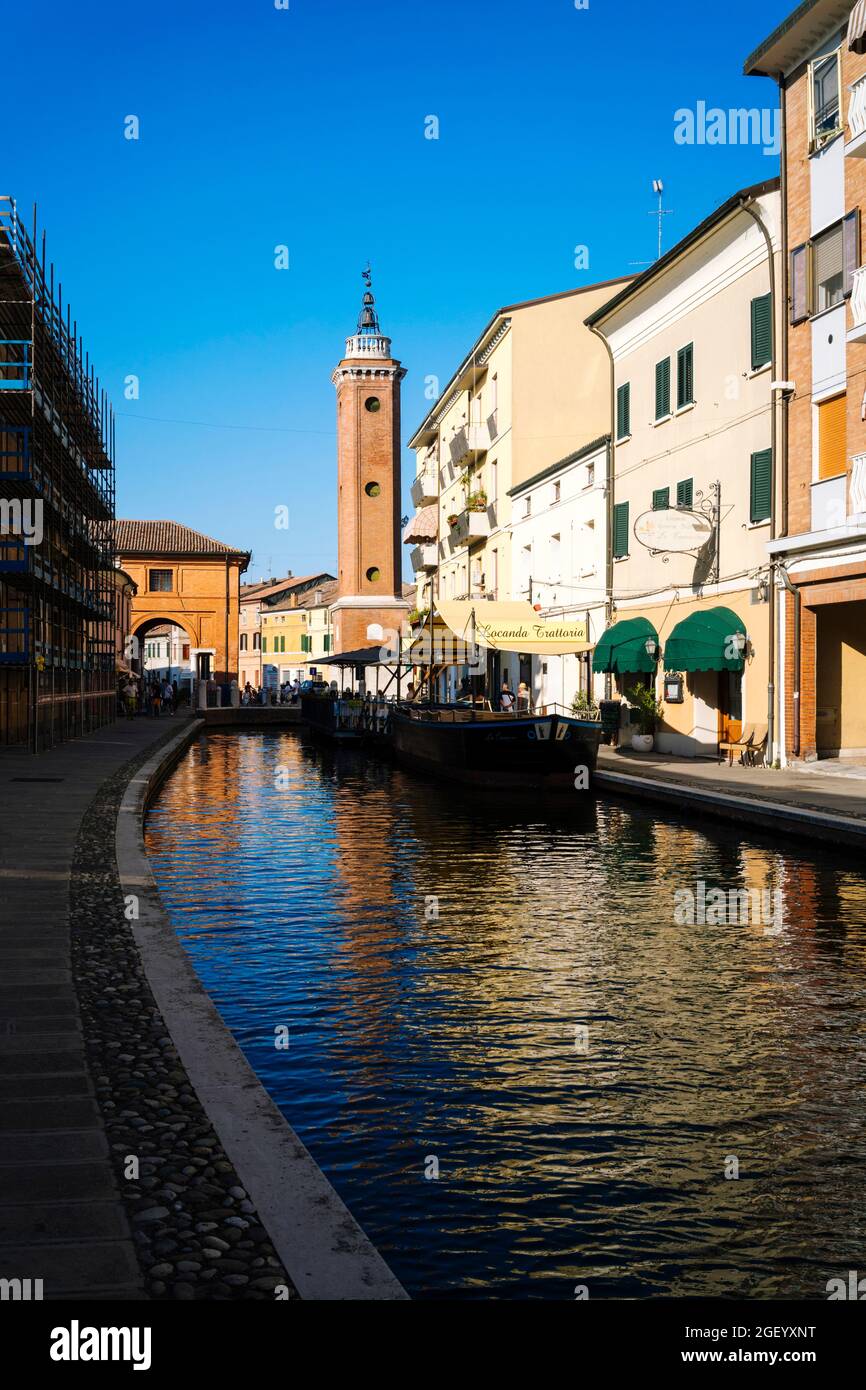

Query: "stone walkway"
<box><xmin>596</xmin><ymin>745</ymin><xmax>866</xmax><ymax>845</ymax></box>
<box><xmin>0</xmin><ymin>712</ymin><xmax>193</xmax><ymax>1299</ymax></box>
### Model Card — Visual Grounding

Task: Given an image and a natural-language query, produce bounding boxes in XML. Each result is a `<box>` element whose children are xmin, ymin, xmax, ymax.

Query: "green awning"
<box><xmin>664</xmin><ymin>607</ymin><xmax>747</xmax><ymax>673</ymax></box>
<box><xmin>593</xmin><ymin>617</ymin><xmax>658</xmax><ymax>674</ymax></box>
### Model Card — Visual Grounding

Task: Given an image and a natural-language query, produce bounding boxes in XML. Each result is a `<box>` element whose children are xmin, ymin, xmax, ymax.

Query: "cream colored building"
<box><xmin>587</xmin><ymin>180</ymin><xmax>783</xmax><ymax>757</ymax></box>
<box><xmin>405</xmin><ymin>281</ymin><xmax>629</xmax><ymax>698</ymax></box>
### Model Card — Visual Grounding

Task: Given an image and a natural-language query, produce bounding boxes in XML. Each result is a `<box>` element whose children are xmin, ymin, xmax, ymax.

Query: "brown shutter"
<box><xmin>818</xmin><ymin>394</ymin><xmax>847</xmax><ymax>480</ymax></box>
<box><xmin>791</xmin><ymin>243</ymin><xmax>809</xmax><ymax>324</ymax></box>
<box><xmin>843</xmin><ymin>209</ymin><xmax>860</xmax><ymax>298</ymax></box>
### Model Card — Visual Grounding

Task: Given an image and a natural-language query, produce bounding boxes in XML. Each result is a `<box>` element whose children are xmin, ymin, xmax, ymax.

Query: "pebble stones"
<box><xmin>69</xmin><ymin>740</ymin><xmax>298</xmax><ymax>1302</ymax></box>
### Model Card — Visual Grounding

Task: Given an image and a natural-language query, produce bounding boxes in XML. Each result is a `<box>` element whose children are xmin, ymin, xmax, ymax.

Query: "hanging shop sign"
<box><xmin>664</xmin><ymin>673</ymin><xmax>685</xmax><ymax>703</ymax></box>
<box><xmin>633</xmin><ymin>509</ymin><xmax>714</xmax><ymax>555</ymax></box>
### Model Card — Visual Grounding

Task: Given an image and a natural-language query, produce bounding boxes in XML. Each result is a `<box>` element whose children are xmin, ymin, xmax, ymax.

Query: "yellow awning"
<box><xmin>435</xmin><ymin>600</ymin><xmax>591</xmax><ymax>656</ymax></box>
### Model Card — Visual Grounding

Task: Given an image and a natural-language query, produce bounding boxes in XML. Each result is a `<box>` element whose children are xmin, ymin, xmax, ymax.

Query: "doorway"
<box><xmin>718</xmin><ymin>670</ymin><xmax>743</xmax><ymax>745</ymax></box>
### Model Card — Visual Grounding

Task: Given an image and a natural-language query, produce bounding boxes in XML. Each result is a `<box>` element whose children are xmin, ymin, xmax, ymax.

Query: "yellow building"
<box><xmin>259</xmin><ymin>575</ymin><xmax>337</xmax><ymax>685</ymax></box>
<box><xmin>405</xmin><ymin>281</ymin><xmax>629</xmax><ymax>697</ymax></box>
<box><xmin>587</xmin><ymin>181</ymin><xmax>783</xmax><ymax>757</ymax></box>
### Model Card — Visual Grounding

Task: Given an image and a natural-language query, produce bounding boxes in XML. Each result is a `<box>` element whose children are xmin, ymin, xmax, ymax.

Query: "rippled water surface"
<box><xmin>145</xmin><ymin>729</ymin><xmax>866</xmax><ymax>1299</ymax></box>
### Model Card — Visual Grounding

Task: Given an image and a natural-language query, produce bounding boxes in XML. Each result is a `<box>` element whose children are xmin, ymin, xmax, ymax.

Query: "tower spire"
<box><xmin>345</xmin><ymin>265</ymin><xmax>389</xmax><ymax>357</ymax></box>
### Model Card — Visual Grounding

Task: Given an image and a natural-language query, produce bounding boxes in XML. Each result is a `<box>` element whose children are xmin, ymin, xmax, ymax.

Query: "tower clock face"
<box><xmin>364</xmin><ymin>396</ymin><xmax>381</xmax><ymax>413</ymax></box>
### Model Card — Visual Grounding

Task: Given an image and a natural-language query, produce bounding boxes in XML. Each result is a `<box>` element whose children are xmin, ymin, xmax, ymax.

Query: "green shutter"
<box><xmin>262</xmin><ymin>637</ymin><xmax>267</xmax><ymax>652</ymax></box>
<box><xmin>616</xmin><ymin>382</ymin><xmax>631</xmax><ymax>440</ymax></box>
<box><xmin>677</xmin><ymin>343</ymin><xmax>694</xmax><ymax>409</ymax></box>
<box><xmin>613</xmin><ymin>501</ymin><xmax>630</xmax><ymax>558</ymax></box>
<box><xmin>750</xmin><ymin>449</ymin><xmax>772</xmax><ymax>523</ymax></box>
<box><xmin>654</xmin><ymin>358</ymin><xmax>671</xmax><ymax>420</ymax></box>
<box><xmin>324</xmin><ymin>634</ymin><xmax>331</xmax><ymax>653</ymax></box>
<box><xmin>750</xmin><ymin>294</ymin><xmax>772</xmax><ymax>371</ymax></box>
<box><xmin>676</xmin><ymin>477</ymin><xmax>693</xmax><ymax>509</ymax></box>
<box><xmin>652</xmin><ymin>487</ymin><xmax>670</xmax><ymax>510</ymax></box>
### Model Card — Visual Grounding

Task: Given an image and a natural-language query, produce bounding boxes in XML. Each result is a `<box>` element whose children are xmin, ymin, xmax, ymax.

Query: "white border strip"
<box><xmin>116</xmin><ymin>721</ymin><xmax>408</xmax><ymax>1301</ymax></box>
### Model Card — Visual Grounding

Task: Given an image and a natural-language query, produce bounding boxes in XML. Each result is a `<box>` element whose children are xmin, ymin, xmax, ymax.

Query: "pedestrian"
<box><xmin>122</xmin><ymin>679</ymin><xmax>137</xmax><ymax>720</ymax></box>
<box><xmin>151</xmin><ymin>681</ymin><xmax>162</xmax><ymax>718</ymax></box>
<box><xmin>500</xmin><ymin>680</ymin><xmax>515</xmax><ymax>713</ymax></box>
<box><xmin>162</xmin><ymin>677</ymin><xmax>174</xmax><ymax>714</ymax></box>
<box><xmin>516</xmin><ymin>681</ymin><xmax>531</xmax><ymax>713</ymax></box>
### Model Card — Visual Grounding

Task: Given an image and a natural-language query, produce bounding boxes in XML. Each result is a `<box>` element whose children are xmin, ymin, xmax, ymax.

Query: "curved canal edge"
<box><xmin>115</xmin><ymin>721</ymin><xmax>408</xmax><ymax>1302</ymax></box>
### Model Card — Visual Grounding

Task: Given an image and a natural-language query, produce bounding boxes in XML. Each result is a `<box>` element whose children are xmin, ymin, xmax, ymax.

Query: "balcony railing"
<box><xmin>849</xmin><ymin>266</ymin><xmax>866</xmax><ymax>342</ymax></box>
<box><xmin>447</xmin><ymin>507</ymin><xmax>491</xmax><ymax>549</ymax></box>
<box><xmin>410</xmin><ymin>465</ymin><xmax>439</xmax><ymax>508</ymax></box>
<box><xmin>810</xmin><ymin>474</ymin><xmax>847</xmax><ymax>532</ymax></box>
<box><xmin>448</xmin><ymin>421</ymin><xmax>490</xmax><ymax>467</ymax></box>
<box><xmin>410</xmin><ymin>543</ymin><xmax>438</xmax><ymax>573</ymax></box>
<box><xmin>850</xmin><ymin>453</ymin><xmax>866</xmax><ymax>516</ymax></box>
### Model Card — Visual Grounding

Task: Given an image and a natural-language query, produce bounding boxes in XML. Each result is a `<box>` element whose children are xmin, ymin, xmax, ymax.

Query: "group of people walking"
<box><xmin>118</xmin><ymin>676</ymin><xmax>180</xmax><ymax>720</ymax></box>
<box><xmin>241</xmin><ymin>679</ymin><xmax>302</xmax><ymax>706</ymax></box>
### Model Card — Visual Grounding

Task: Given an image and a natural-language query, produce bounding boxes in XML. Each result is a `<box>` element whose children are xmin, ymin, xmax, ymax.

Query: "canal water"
<box><xmin>145</xmin><ymin>729</ymin><xmax>866</xmax><ymax>1300</ymax></box>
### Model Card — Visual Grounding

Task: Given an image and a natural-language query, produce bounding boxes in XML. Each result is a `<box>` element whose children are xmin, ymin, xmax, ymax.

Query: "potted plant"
<box><xmin>629</xmin><ymin>683</ymin><xmax>663</xmax><ymax>752</ymax></box>
<box><xmin>571</xmin><ymin>691</ymin><xmax>600</xmax><ymax>720</ymax></box>
<box><xmin>467</xmin><ymin>491</ymin><xmax>488</xmax><ymax>512</ymax></box>
<box><xmin>447</xmin><ymin>513</ymin><xmax>460</xmax><ymax>528</ymax></box>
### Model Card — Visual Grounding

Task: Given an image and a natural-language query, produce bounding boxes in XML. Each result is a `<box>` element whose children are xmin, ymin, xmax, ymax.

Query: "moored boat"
<box><xmin>391</xmin><ymin>703</ymin><xmax>602</xmax><ymax>793</ymax></box>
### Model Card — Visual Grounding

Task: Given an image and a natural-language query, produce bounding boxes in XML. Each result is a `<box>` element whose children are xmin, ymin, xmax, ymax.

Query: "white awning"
<box><xmin>435</xmin><ymin>600</ymin><xmax>592</xmax><ymax>656</ymax></box>
<box><xmin>850</xmin><ymin>0</ymin><xmax>866</xmax><ymax>53</ymax></box>
<box><xmin>402</xmin><ymin>504</ymin><xmax>438</xmax><ymax>544</ymax></box>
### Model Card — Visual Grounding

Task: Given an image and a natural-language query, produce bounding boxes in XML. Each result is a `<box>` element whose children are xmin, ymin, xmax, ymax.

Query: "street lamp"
<box><xmin>645</xmin><ymin>637</ymin><xmax>658</xmax><ymax>660</ymax></box>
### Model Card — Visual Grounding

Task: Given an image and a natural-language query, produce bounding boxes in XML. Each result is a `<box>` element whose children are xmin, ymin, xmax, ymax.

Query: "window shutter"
<box><xmin>843</xmin><ymin>209</ymin><xmax>860</xmax><ymax>299</ymax></box>
<box><xmin>676</xmin><ymin>478</ymin><xmax>694</xmax><ymax>509</ymax></box>
<box><xmin>750</xmin><ymin>294</ymin><xmax>773</xmax><ymax>370</ymax></box>
<box><xmin>616</xmin><ymin>383</ymin><xmax>631</xmax><ymax>439</ymax></box>
<box><xmin>750</xmin><ymin>449</ymin><xmax>772</xmax><ymax>523</ymax></box>
<box><xmin>652</xmin><ymin>487</ymin><xmax>670</xmax><ymax>510</ymax></box>
<box><xmin>791</xmin><ymin>243</ymin><xmax>809</xmax><ymax>323</ymax></box>
<box><xmin>818</xmin><ymin>394</ymin><xmax>847</xmax><ymax>479</ymax></box>
<box><xmin>655</xmin><ymin>359</ymin><xmax>670</xmax><ymax>420</ymax></box>
<box><xmin>676</xmin><ymin>344</ymin><xmax>694</xmax><ymax>408</ymax></box>
<box><xmin>613</xmin><ymin>501</ymin><xmax>629</xmax><ymax>557</ymax></box>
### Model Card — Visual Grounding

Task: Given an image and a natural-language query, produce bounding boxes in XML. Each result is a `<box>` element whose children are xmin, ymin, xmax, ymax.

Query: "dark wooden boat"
<box><xmin>391</xmin><ymin>704</ymin><xmax>602</xmax><ymax>792</ymax></box>
<box><xmin>300</xmin><ymin>692</ymin><xmax>365</xmax><ymax>742</ymax></box>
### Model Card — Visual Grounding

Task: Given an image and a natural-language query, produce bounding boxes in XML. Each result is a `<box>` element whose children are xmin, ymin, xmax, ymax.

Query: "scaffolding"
<box><xmin>0</xmin><ymin>196</ymin><xmax>116</xmax><ymax>750</ymax></box>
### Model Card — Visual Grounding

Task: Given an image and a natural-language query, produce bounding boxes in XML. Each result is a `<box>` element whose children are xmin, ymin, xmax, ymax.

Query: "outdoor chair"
<box><xmin>718</xmin><ymin>723</ymin><xmax>755</xmax><ymax>766</ymax></box>
<box><xmin>742</xmin><ymin>724</ymin><xmax>768</xmax><ymax>768</ymax></box>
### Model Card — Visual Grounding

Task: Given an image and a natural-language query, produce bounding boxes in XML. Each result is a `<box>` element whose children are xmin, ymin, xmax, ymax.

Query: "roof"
<box><xmin>310</xmin><ymin>644</ymin><xmax>403</xmax><ymax>667</ymax></box>
<box><xmin>115</xmin><ymin>520</ymin><xmax>250</xmax><ymax>560</ymax></box>
<box><xmin>744</xmin><ymin>0</ymin><xmax>852</xmax><ymax>77</ymax></box>
<box><xmin>584</xmin><ymin>180</ymin><xmax>780</xmax><ymax>328</ymax></box>
<box><xmin>239</xmin><ymin>572</ymin><xmax>333</xmax><ymax>605</ymax></box>
<box><xmin>508</xmin><ymin>434</ymin><xmax>610</xmax><ymax>497</ymax></box>
<box><xmin>408</xmin><ymin>275</ymin><xmax>633</xmax><ymax>449</ymax></box>
<box><xmin>267</xmin><ymin>576</ymin><xmax>338</xmax><ymax>611</ymax></box>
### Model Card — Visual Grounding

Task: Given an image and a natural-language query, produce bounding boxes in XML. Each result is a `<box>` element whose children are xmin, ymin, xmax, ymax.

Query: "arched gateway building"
<box><xmin>115</xmin><ymin>520</ymin><xmax>250</xmax><ymax>686</ymax></box>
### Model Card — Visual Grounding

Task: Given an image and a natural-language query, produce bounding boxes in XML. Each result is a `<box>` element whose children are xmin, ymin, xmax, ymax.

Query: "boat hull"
<box><xmin>391</xmin><ymin>709</ymin><xmax>601</xmax><ymax>793</ymax></box>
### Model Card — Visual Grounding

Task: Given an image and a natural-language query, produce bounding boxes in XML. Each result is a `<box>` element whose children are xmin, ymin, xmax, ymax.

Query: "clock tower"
<box><xmin>331</xmin><ymin>271</ymin><xmax>410</xmax><ymax>653</ymax></box>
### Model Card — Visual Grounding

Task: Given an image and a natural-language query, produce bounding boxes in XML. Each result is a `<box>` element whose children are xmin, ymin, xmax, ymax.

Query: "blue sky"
<box><xmin>4</xmin><ymin>0</ymin><xmax>790</xmax><ymax>581</ymax></box>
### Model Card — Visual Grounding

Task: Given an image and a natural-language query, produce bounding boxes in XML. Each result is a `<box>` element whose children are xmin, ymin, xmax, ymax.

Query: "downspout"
<box><xmin>779</xmin><ymin>565</ymin><xmax>800</xmax><ymax>757</ymax></box>
<box><xmin>588</xmin><ymin>323</ymin><xmax>615</xmax><ymax>701</ymax></box>
<box><xmin>738</xmin><ymin>192</ymin><xmax>779</xmax><ymax>764</ymax></box>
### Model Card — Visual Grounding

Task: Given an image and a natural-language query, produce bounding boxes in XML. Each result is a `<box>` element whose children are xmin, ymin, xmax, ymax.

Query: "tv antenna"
<box><xmin>629</xmin><ymin>179</ymin><xmax>674</xmax><ymax>268</ymax></box>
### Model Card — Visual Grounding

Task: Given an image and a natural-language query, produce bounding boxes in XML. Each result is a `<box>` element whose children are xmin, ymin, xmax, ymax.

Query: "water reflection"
<box><xmin>145</xmin><ymin>730</ymin><xmax>866</xmax><ymax>1299</ymax></box>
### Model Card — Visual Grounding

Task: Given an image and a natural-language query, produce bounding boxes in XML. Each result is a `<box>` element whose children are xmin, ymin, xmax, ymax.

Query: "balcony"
<box><xmin>811</xmin><ymin>474</ymin><xmax>847</xmax><ymax>532</ymax></box>
<box><xmin>411</xmin><ymin>465</ymin><xmax>439</xmax><ymax>508</ymax></box>
<box><xmin>848</xmin><ymin>266</ymin><xmax>866</xmax><ymax>343</ymax></box>
<box><xmin>410</xmin><ymin>543</ymin><xmax>438</xmax><ymax>573</ymax></box>
<box><xmin>446</xmin><ymin>507</ymin><xmax>491</xmax><ymax>550</ymax></box>
<box><xmin>847</xmin><ymin>76</ymin><xmax>866</xmax><ymax>157</ymax></box>
<box><xmin>448</xmin><ymin>421</ymin><xmax>490</xmax><ymax>467</ymax></box>
<box><xmin>850</xmin><ymin>453</ymin><xmax>866</xmax><ymax>518</ymax></box>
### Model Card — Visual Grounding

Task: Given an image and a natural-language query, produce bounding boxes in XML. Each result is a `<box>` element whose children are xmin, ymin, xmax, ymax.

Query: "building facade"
<box><xmin>116</xmin><ymin>520</ymin><xmax>249</xmax><ymax>686</ymax></box>
<box><xmin>0</xmin><ymin>198</ymin><xmax>116</xmax><ymax>749</ymax></box>
<box><xmin>332</xmin><ymin>275</ymin><xmax>410</xmax><ymax>653</ymax></box>
<box><xmin>587</xmin><ymin>182</ymin><xmax>782</xmax><ymax>757</ymax></box>
<box><xmin>257</xmin><ymin>573</ymin><xmax>336</xmax><ymax>687</ymax></box>
<box><xmin>747</xmin><ymin>0</ymin><xmax>866</xmax><ymax>762</ymax></box>
<box><xmin>405</xmin><ymin>281</ymin><xmax>629</xmax><ymax>699</ymax></box>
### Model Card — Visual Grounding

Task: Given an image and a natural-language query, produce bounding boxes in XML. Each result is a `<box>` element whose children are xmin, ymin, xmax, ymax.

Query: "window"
<box><xmin>549</xmin><ymin>533</ymin><xmax>561</xmax><ymax>583</ymax></box>
<box><xmin>253</xmin><ymin>632</ymin><xmax>261</xmax><ymax>650</ymax></box>
<box><xmin>676</xmin><ymin>478</ymin><xmax>694</xmax><ymax>509</ymax></box>
<box><xmin>149</xmin><ymin>569</ymin><xmax>172</xmax><ymax>593</ymax></box>
<box><xmin>524</xmin><ymin>496</ymin><xmax>531</xmax><ymax>518</ymax></box>
<box><xmin>813</xmin><ymin>221</ymin><xmax>845</xmax><ymax>312</ymax></box>
<box><xmin>652</xmin><ymin>487</ymin><xmax>670</xmax><ymax>510</ymax></box>
<box><xmin>182</xmin><ymin>644</ymin><xmax>190</xmax><ymax>660</ymax></box>
<box><xmin>262</xmin><ymin>637</ymin><xmax>267</xmax><ymax>653</ymax></box>
<box><xmin>750</xmin><ymin>449</ymin><xmax>772</xmax><ymax>524</ymax></box>
<box><xmin>809</xmin><ymin>50</ymin><xmax>841</xmax><ymax>150</ymax></box>
<box><xmin>553</xmin><ymin>480</ymin><xmax>561</xmax><ymax>504</ymax></box>
<box><xmin>365</xmin><ymin>481</ymin><xmax>381</xmax><ymax>497</ymax></box>
<box><xmin>585</xmin><ymin>461</ymin><xmax>595</xmax><ymax>489</ymax></box>
<box><xmin>366</xmin><ymin>566</ymin><xmax>380</xmax><ymax>582</ymax></box>
<box><xmin>616</xmin><ymin>382</ymin><xmax>631</xmax><ymax>440</ymax></box>
<box><xmin>655</xmin><ymin>358</ymin><xmax>671</xmax><ymax>420</ymax></box>
<box><xmin>676</xmin><ymin>344</ymin><xmax>694</xmax><ymax>410</ymax></box>
<box><xmin>750</xmin><ymin>294</ymin><xmax>772</xmax><ymax>371</ymax></box>
<box><xmin>324</xmin><ymin>634</ymin><xmax>331</xmax><ymax>653</ymax></box>
<box><xmin>240</xmin><ymin>633</ymin><xmax>248</xmax><ymax>651</ymax></box>
<box><xmin>613</xmin><ymin>501</ymin><xmax>630</xmax><ymax>558</ymax></box>
<box><xmin>364</xmin><ymin>397</ymin><xmax>381</xmax><ymax>412</ymax></box>
<box><xmin>818</xmin><ymin>394</ymin><xmax>846</xmax><ymax>480</ymax></box>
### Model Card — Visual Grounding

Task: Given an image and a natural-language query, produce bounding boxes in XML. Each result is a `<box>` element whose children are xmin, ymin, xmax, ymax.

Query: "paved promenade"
<box><xmin>596</xmin><ymin>746</ymin><xmax>866</xmax><ymax>846</ymax></box>
<box><xmin>0</xmin><ymin>711</ymin><xmax>193</xmax><ymax>1299</ymax></box>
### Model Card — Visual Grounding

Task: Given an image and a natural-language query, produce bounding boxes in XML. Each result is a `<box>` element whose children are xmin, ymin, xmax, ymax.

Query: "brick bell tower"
<box><xmin>331</xmin><ymin>269</ymin><xmax>410</xmax><ymax>654</ymax></box>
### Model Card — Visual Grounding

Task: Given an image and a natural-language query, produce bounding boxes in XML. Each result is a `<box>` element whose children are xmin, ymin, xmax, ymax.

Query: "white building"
<box><xmin>508</xmin><ymin>436</ymin><xmax>610</xmax><ymax>710</ymax></box>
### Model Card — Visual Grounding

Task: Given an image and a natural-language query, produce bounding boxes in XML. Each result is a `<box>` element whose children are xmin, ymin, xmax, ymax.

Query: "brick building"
<box><xmin>331</xmin><ymin>273</ymin><xmax>410</xmax><ymax>654</ymax></box>
<box><xmin>747</xmin><ymin>0</ymin><xmax>866</xmax><ymax>762</ymax></box>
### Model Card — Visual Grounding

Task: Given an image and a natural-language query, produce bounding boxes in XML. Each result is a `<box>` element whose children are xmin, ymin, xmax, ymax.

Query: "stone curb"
<box><xmin>595</xmin><ymin>768</ymin><xmax>866</xmax><ymax>848</ymax></box>
<box><xmin>115</xmin><ymin>720</ymin><xmax>408</xmax><ymax>1301</ymax></box>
